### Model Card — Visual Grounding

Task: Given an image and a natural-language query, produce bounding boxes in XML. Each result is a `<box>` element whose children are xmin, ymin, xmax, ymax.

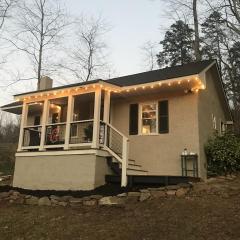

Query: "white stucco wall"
<box><xmin>13</xmin><ymin>154</ymin><xmax>111</xmax><ymax>190</ymax></box>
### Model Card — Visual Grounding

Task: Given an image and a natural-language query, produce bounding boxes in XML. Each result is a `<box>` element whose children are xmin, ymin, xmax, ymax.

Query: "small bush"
<box><xmin>205</xmin><ymin>133</ymin><xmax>240</xmax><ymax>175</ymax></box>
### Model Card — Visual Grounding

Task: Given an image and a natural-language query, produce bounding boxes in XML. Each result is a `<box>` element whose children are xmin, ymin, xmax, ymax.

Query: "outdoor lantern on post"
<box><xmin>181</xmin><ymin>149</ymin><xmax>198</xmax><ymax>177</ymax></box>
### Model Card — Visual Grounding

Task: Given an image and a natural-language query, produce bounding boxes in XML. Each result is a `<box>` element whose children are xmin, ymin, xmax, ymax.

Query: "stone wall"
<box><xmin>0</xmin><ymin>183</ymin><xmax>192</xmax><ymax>207</ymax></box>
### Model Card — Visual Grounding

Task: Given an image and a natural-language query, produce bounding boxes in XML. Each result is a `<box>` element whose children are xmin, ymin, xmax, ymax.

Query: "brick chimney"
<box><xmin>38</xmin><ymin>76</ymin><xmax>53</xmax><ymax>90</ymax></box>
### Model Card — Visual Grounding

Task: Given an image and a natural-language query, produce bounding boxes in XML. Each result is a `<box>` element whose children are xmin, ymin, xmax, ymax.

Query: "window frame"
<box><xmin>138</xmin><ymin>101</ymin><xmax>159</xmax><ymax>135</ymax></box>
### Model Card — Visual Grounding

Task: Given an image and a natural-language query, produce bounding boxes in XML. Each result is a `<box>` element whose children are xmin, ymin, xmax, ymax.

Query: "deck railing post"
<box><xmin>103</xmin><ymin>90</ymin><xmax>110</xmax><ymax>145</ymax></box>
<box><xmin>39</xmin><ymin>99</ymin><xmax>49</xmax><ymax>151</ymax></box>
<box><xmin>64</xmin><ymin>95</ymin><xmax>74</xmax><ymax>150</ymax></box>
<box><xmin>121</xmin><ymin>137</ymin><xmax>129</xmax><ymax>187</ymax></box>
<box><xmin>17</xmin><ymin>102</ymin><xmax>28</xmax><ymax>151</ymax></box>
<box><xmin>92</xmin><ymin>87</ymin><xmax>101</xmax><ymax>149</ymax></box>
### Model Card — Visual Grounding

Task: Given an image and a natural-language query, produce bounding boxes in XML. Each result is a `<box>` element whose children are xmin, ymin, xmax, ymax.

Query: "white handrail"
<box><xmin>70</xmin><ymin>119</ymin><xmax>94</xmax><ymax>124</ymax></box>
<box><xmin>102</xmin><ymin>121</ymin><xmax>129</xmax><ymax>187</ymax></box>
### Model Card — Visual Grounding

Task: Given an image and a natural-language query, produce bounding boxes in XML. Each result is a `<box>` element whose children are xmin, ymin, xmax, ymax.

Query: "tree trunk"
<box><xmin>193</xmin><ymin>0</ymin><xmax>201</xmax><ymax>61</ymax></box>
<box><xmin>37</xmin><ymin>0</ymin><xmax>45</xmax><ymax>90</ymax></box>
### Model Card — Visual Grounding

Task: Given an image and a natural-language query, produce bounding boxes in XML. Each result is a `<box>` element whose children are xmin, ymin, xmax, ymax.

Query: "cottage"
<box><xmin>1</xmin><ymin>60</ymin><xmax>232</xmax><ymax>190</ymax></box>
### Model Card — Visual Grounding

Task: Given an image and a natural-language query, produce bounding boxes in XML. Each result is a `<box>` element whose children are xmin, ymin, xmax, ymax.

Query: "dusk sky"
<box><xmin>0</xmin><ymin>0</ymin><xmax>171</xmax><ymax>105</ymax></box>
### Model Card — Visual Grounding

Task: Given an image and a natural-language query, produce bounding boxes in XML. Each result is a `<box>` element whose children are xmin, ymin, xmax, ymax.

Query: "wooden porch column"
<box><xmin>64</xmin><ymin>94</ymin><xmax>74</xmax><ymax>150</ymax></box>
<box><xmin>92</xmin><ymin>87</ymin><xmax>101</xmax><ymax>149</ymax></box>
<box><xmin>39</xmin><ymin>99</ymin><xmax>49</xmax><ymax>151</ymax></box>
<box><xmin>17</xmin><ymin>102</ymin><xmax>28</xmax><ymax>151</ymax></box>
<box><xmin>103</xmin><ymin>90</ymin><xmax>111</xmax><ymax>123</ymax></box>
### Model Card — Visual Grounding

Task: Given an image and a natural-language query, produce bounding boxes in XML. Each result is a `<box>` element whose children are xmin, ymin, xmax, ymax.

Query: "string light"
<box><xmin>168</xmin><ymin>83</ymin><xmax>171</xmax><ymax>86</ymax></box>
<box><xmin>158</xmin><ymin>83</ymin><xmax>162</xmax><ymax>86</ymax></box>
<box><xmin>178</xmin><ymin>81</ymin><xmax>181</xmax><ymax>85</ymax></box>
<box><xmin>151</xmin><ymin>85</ymin><xmax>154</xmax><ymax>89</ymax></box>
<box><xmin>187</xmin><ymin>79</ymin><xmax>190</xmax><ymax>82</ymax></box>
<box><xmin>134</xmin><ymin>87</ymin><xmax>137</xmax><ymax>91</ymax></box>
<box><xmin>126</xmin><ymin>89</ymin><xmax>130</xmax><ymax>92</ymax></box>
<box><xmin>142</xmin><ymin>86</ymin><xmax>145</xmax><ymax>89</ymax></box>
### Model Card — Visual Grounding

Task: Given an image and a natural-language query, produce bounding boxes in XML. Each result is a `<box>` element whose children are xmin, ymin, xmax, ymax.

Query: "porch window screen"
<box><xmin>158</xmin><ymin>100</ymin><xmax>169</xmax><ymax>133</ymax></box>
<box><xmin>129</xmin><ymin>104</ymin><xmax>138</xmax><ymax>135</ymax></box>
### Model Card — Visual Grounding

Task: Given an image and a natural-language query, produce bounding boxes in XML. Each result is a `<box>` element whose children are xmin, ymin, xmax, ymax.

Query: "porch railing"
<box><xmin>23</xmin><ymin>126</ymin><xmax>42</xmax><ymax>148</ymax></box>
<box><xmin>100</xmin><ymin>121</ymin><xmax>129</xmax><ymax>187</ymax></box>
<box><xmin>45</xmin><ymin>123</ymin><xmax>66</xmax><ymax>146</ymax></box>
<box><xmin>69</xmin><ymin>120</ymin><xmax>94</xmax><ymax>144</ymax></box>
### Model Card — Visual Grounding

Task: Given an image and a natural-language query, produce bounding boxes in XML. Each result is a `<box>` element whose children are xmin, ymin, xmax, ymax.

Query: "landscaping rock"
<box><xmin>99</xmin><ymin>196</ymin><xmax>125</xmax><ymax>205</ymax></box>
<box><xmin>13</xmin><ymin>197</ymin><xmax>25</xmax><ymax>204</ymax></box>
<box><xmin>0</xmin><ymin>192</ymin><xmax>10</xmax><ymax>199</ymax></box>
<box><xmin>177</xmin><ymin>183</ymin><xmax>192</xmax><ymax>188</ymax></box>
<box><xmin>69</xmin><ymin>198</ymin><xmax>83</xmax><ymax>206</ymax></box>
<box><xmin>25</xmin><ymin>196</ymin><xmax>39</xmax><ymax>205</ymax></box>
<box><xmin>89</xmin><ymin>195</ymin><xmax>103</xmax><ymax>200</ymax></box>
<box><xmin>38</xmin><ymin>197</ymin><xmax>51</xmax><ymax>206</ymax></box>
<box><xmin>51</xmin><ymin>199</ymin><xmax>59</xmax><ymax>205</ymax></box>
<box><xmin>83</xmin><ymin>199</ymin><xmax>97</xmax><ymax>206</ymax></box>
<box><xmin>166</xmin><ymin>190</ymin><xmax>176</xmax><ymax>196</ymax></box>
<box><xmin>50</xmin><ymin>195</ymin><xmax>61</xmax><ymax>201</ymax></box>
<box><xmin>140</xmin><ymin>189</ymin><xmax>149</xmax><ymax>193</ymax></box>
<box><xmin>148</xmin><ymin>187</ymin><xmax>165</xmax><ymax>191</ymax></box>
<box><xmin>57</xmin><ymin>201</ymin><xmax>68</xmax><ymax>207</ymax></box>
<box><xmin>24</xmin><ymin>195</ymin><xmax>32</xmax><ymax>199</ymax></box>
<box><xmin>151</xmin><ymin>190</ymin><xmax>166</xmax><ymax>198</ymax></box>
<box><xmin>166</xmin><ymin>185</ymin><xmax>180</xmax><ymax>190</ymax></box>
<box><xmin>60</xmin><ymin>195</ymin><xmax>72</xmax><ymax>201</ymax></box>
<box><xmin>176</xmin><ymin>188</ymin><xmax>189</xmax><ymax>197</ymax></box>
<box><xmin>128</xmin><ymin>192</ymin><xmax>140</xmax><ymax>197</ymax></box>
<box><xmin>117</xmin><ymin>193</ymin><xmax>127</xmax><ymax>197</ymax></box>
<box><xmin>139</xmin><ymin>192</ymin><xmax>151</xmax><ymax>202</ymax></box>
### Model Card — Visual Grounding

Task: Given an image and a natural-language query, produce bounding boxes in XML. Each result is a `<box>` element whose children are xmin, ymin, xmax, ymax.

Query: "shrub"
<box><xmin>205</xmin><ymin>133</ymin><xmax>240</xmax><ymax>175</ymax></box>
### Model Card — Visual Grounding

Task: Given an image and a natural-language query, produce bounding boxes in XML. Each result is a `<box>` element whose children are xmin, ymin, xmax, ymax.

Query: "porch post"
<box><xmin>39</xmin><ymin>99</ymin><xmax>49</xmax><ymax>151</ymax></box>
<box><xmin>17</xmin><ymin>102</ymin><xmax>28</xmax><ymax>151</ymax></box>
<box><xmin>103</xmin><ymin>90</ymin><xmax>110</xmax><ymax>123</ymax></box>
<box><xmin>92</xmin><ymin>87</ymin><xmax>101</xmax><ymax>149</ymax></box>
<box><xmin>64</xmin><ymin>94</ymin><xmax>74</xmax><ymax>150</ymax></box>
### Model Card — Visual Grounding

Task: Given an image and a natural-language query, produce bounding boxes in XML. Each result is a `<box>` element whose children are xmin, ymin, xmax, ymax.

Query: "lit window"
<box><xmin>141</xmin><ymin>103</ymin><xmax>157</xmax><ymax>134</ymax></box>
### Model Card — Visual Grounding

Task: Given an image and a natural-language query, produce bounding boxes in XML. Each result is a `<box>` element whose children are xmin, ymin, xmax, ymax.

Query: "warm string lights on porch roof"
<box><xmin>121</xmin><ymin>77</ymin><xmax>205</xmax><ymax>93</ymax></box>
<box><xmin>19</xmin><ymin>83</ymin><xmax>121</xmax><ymax>102</ymax></box>
<box><xmin>18</xmin><ymin>77</ymin><xmax>205</xmax><ymax>102</ymax></box>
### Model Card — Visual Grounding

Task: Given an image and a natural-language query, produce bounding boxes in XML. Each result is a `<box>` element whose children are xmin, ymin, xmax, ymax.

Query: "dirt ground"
<box><xmin>0</xmin><ymin>176</ymin><xmax>240</xmax><ymax>240</ymax></box>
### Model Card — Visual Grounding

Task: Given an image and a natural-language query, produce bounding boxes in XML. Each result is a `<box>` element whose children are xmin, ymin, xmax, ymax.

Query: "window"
<box><xmin>140</xmin><ymin>103</ymin><xmax>157</xmax><ymax>134</ymax></box>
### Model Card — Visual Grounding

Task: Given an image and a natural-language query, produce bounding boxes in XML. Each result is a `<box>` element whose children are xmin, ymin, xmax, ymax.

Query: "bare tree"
<box><xmin>7</xmin><ymin>0</ymin><xmax>67</xmax><ymax>89</ymax></box>
<box><xmin>59</xmin><ymin>16</ymin><xmax>110</xmax><ymax>82</ymax></box>
<box><xmin>0</xmin><ymin>0</ymin><xmax>16</xmax><ymax>31</ymax></box>
<box><xmin>223</xmin><ymin>0</ymin><xmax>240</xmax><ymax>35</ymax></box>
<box><xmin>140</xmin><ymin>41</ymin><xmax>158</xmax><ymax>71</ymax></box>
